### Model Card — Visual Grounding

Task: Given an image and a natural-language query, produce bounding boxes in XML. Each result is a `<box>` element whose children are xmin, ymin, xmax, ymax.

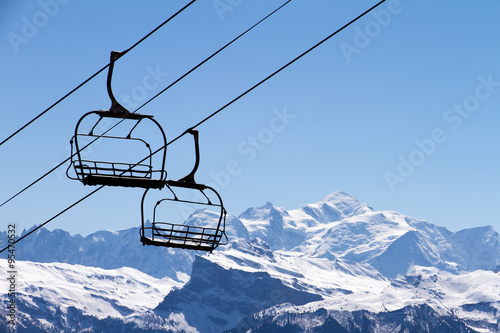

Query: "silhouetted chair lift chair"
<box><xmin>140</xmin><ymin>129</ymin><xmax>228</xmax><ymax>252</ymax></box>
<box><xmin>67</xmin><ymin>51</ymin><xmax>167</xmax><ymax>189</ymax></box>
<box><xmin>68</xmin><ymin>50</ymin><xmax>227</xmax><ymax>251</ymax></box>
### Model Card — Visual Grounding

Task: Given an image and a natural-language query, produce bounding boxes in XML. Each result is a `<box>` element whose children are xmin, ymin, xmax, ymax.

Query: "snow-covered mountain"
<box><xmin>7</xmin><ymin>225</ymin><xmax>194</xmax><ymax>280</ymax></box>
<box><xmin>1</xmin><ymin>191</ymin><xmax>499</xmax><ymax>332</ymax></box>
<box><xmin>240</xmin><ymin>191</ymin><xmax>499</xmax><ymax>277</ymax></box>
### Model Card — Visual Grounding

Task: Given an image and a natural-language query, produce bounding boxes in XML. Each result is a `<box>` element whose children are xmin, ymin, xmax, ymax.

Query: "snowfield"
<box><xmin>0</xmin><ymin>260</ymin><xmax>186</xmax><ymax>319</ymax></box>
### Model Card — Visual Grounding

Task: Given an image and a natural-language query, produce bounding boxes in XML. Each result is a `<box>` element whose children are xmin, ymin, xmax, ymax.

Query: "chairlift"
<box><xmin>67</xmin><ymin>51</ymin><xmax>227</xmax><ymax>251</ymax></box>
<box><xmin>140</xmin><ymin>129</ymin><xmax>228</xmax><ymax>252</ymax></box>
<box><xmin>67</xmin><ymin>51</ymin><xmax>167</xmax><ymax>189</ymax></box>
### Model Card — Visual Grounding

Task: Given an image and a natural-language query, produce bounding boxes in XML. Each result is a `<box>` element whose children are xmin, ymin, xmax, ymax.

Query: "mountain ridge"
<box><xmin>1</xmin><ymin>191</ymin><xmax>499</xmax><ymax>332</ymax></box>
<box><xmin>3</xmin><ymin>191</ymin><xmax>499</xmax><ymax>279</ymax></box>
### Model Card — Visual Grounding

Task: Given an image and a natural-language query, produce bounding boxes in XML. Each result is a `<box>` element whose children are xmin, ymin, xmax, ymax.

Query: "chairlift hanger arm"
<box><xmin>107</xmin><ymin>51</ymin><xmax>129</xmax><ymax>114</ymax></box>
<box><xmin>99</xmin><ymin>51</ymin><xmax>153</xmax><ymax>120</ymax></box>
<box><xmin>178</xmin><ymin>128</ymin><xmax>200</xmax><ymax>183</ymax></box>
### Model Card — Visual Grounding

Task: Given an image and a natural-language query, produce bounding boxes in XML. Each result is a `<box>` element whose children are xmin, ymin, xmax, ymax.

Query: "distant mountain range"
<box><xmin>1</xmin><ymin>191</ymin><xmax>499</xmax><ymax>332</ymax></box>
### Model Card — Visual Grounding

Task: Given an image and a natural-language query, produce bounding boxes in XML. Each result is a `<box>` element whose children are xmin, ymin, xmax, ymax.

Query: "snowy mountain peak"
<box><xmin>237</xmin><ymin>201</ymin><xmax>290</xmax><ymax>249</ymax></box>
<box><xmin>311</xmin><ymin>191</ymin><xmax>373</xmax><ymax>220</ymax></box>
<box><xmin>238</xmin><ymin>201</ymin><xmax>288</xmax><ymax>221</ymax></box>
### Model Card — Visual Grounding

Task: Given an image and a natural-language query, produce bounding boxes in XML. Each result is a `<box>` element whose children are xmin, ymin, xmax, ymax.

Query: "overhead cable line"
<box><xmin>0</xmin><ymin>0</ymin><xmax>291</xmax><ymax>210</ymax></box>
<box><xmin>0</xmin><ymin>0</ymin><xmax>386</xmax><ymax>253</ymax></box>
<box><xmin>164</xmin><ymin>0</ymin><xmax>388</xmax><ymax>146</ymax></box>
<box><xmin>0</xmin><ymin>0</ymin><xmax>196</xmax><ymax>148</ymax></box>
<box><xmin>2</xmin><ymin>186</ymin><xmax>104</xmax><ymax>254</ymax></box>
<box><xmin>134</xmin><ymin>0</ymin><xmax>292</xmax><ymax>114</ymax></box>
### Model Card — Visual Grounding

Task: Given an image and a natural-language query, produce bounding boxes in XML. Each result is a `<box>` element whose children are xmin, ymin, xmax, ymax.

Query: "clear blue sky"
<box><xmin>1</xmin><ymin>0</ymin><xmax>500</xmax><ymax>236</ymax></box>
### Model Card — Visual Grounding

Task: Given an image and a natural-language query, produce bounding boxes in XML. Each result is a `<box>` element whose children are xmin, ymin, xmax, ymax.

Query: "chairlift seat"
<box><xmin>74</xmin><ymin>160</ymin><xmax>165</xmax><ymax>189</ymax></box>
<box><xmin>141</xmin><ymin>222</ymin><xmax>224</xmax><ymax>251</ymax></box>
<box><xmin>82</xmin><ymin>174</ymin><xmax>165</xmax><ymax>189</ymax></box>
